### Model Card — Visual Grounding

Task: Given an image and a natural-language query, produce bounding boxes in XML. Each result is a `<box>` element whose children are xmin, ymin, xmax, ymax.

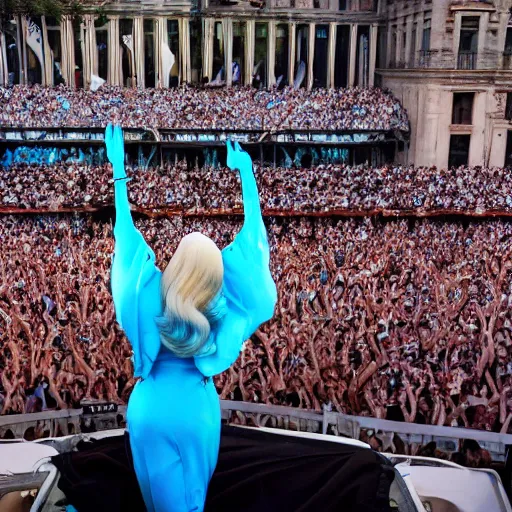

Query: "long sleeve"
<box><xmin>194</xmin><ymin>141</ymin><xmax>277</xmax><ymax>377</ymax></box>
<box><xmin>106</xmin><ymin>124</ymin><xmax>162</xmax><ymax>379</ymax></box>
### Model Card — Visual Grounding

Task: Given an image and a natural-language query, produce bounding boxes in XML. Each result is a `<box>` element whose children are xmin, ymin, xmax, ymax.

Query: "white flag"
<box><xmin>161</xmin><ymin>41</ymin><xmax>175</xmax><ymax>88</ymax></box>
<box><xmin>90</xmin><ymin>74</ymin><xmax>105</xmax><ymax>91</ymax></box>
<box><xmin>25</xmin><ymin>18</ymin><xmax>45</xmax><ymax>76</ymax></box>
<box><xmin>294</xmin><ymin>61</ymin><xmax>306</xmax><ymax>90</ymax></box>
<box><xmin>232</xmin><ymin>62</ymin><xmax>240</xmax><ymax>83</ymax></box>
<box><xmin>122</xmin><ymin>34</ymin><xmax>133</xmax><ymax>53</ymax></box>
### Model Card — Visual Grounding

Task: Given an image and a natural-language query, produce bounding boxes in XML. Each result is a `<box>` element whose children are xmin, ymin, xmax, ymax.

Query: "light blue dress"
<box><xmin>105</xmin><ymin>125</ymin><xmax>277</xmax><ymax>512</ymax></box>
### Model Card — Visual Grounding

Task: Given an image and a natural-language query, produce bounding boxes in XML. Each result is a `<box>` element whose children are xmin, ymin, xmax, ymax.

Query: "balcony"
<box><xmin>206</xmin><ymin>0</ymin><xmax>377</xmax><ymax>10</ymax></box>
<box><xmin>457</xmin><ymin>51</ymin><xmax>477</xmax><ymax>70</ymax></box>
<box><xmin>418</xmin><ymin>50</ymin><xmax>434</xmax><ymax>68</ymax></box>
<box><xmin>504</xmin><ymin>51</ymin><xmax>512</xmax><ymax>71</ymax></box>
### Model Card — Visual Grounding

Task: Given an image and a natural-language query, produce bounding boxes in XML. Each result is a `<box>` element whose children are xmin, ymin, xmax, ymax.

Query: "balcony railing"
<box><xmin>503</xmin><ymin>51</ymin><xmax>512</xmax><ymax>71</ymax></box>
<box><xmin>457</xmin><ymin>52</ymin><xmax>477</xmax><ymax>70</ymax></box>
<box><xmin>418</xmin><ymin>50</ymin><xmax>434</xmax><ymax>68</ymax></box>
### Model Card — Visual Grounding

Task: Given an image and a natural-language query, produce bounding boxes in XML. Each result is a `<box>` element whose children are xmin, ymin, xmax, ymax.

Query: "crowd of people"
<box><xmin>0</xmin><ymin>85</ymin><xmax>409</xmax><ymax>131</ymax></box>
<box><xmin>1</xmin><ymin>213</ymin><xmax>512</xmax><ymax>438</ymax></box>
<box><xmin>2</xmin><ymin>161</ymin><xmax>512</xmax><ymax>215</ymax></box>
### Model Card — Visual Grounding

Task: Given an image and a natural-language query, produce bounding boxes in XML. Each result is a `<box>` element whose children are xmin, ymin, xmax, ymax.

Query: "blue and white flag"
<box><xmin>25</xmin><ymin>18</ymin><xmax>45</xmax><ymax>76</ymax></box>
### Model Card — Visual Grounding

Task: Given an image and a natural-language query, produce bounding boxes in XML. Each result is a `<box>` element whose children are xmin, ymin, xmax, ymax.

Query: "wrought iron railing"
<box><xmin>457</xmin><ymin>51</ymin><xmax>477</xmax><ymax>70</ymax></box>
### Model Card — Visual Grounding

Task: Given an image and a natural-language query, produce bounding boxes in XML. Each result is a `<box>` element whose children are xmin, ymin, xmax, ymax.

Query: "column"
<box><xmin>369</xmin><ymin>24</ymin><xmax>377</xmax><ymax>86</ymax></box>
<box><xmin>60</xmin><ymin>15</ymin><xmax>75</xmax><ymax>87</ymax></box>
<box><xmin>404</xmin><ymin>18</ymin><xmax>413</xmax><ymax>68</ymax></box>
<box><xmin>203</xmin><ymin>18</ymin><xmax>214</xmax><ymax>81</ymax></box>
<box><xmin>497</xmin><ymin>12</ymin><xmax>509</xmax><ymax>69</ymax></box>
<box><xmin>268</xmin><ymin>20</ymin><xmax>276</xmax><ymax>87</ymax></box>
<box><xmin>477</xmin><ymin>12</ymin><xmax>489</xmax><ymax>70</ymax></box>
<box><xmin>245</xmin><ymin>19</ymin><xmax>255</xmax><ymax>85</ymax></box>
<box><xmin>0</xmin><ymin>32</ymin><xmax>6</xmax><ymax>85</ymax></box>
<box><xmin>179</xmin><ymin>17</ymin><xmax>191</xmax><ymax>83</ymax></box>
<box><xmin>83</xmin><ymin>14</ymin><xmax>97</xmax><ymax>88</ymax></box>
<box><xmin>385</xmin><ymin>22</ymin><xmax>392</xmax><ymax>67</ymax></box>
<box><xmin>414</xmin><ymin>14</ymin><xmax>424</xmax><ymax>67</ymax></box>
<box><xmin>108</xmin><ymin>16</ymin><xmax>121</xmax><ymax>86</ymax></box>
<box><xmin>41</xmin><ymin>17</ymin><xmax>52</xmax><ymax>85</ymax></box>
<box><xmin>222</xmin><ymin>18</ymin><xmax>233</xmax><ymax>86</ymax></box>
<box><xmin>154</xmin><ymin>17</ymin><xmax>166</xmax><ymax>87</ymax></box>
<box><xmin>289</xmin><ymin>22</ymin><xmax>296</xmax><ymax>87</ymax></box>
<box><xmin>327</xmin><ymin>22</ymin><xmax>336</xmax><ymax>88</ymax></box>
<box><xmin>348</xmin><ymin>24</ymin><xmax>357</xmax><ymax>87</ymax></box>
<box><xmin>307</xmin><ymin>23</ymin><xmax>315</xmax><ymax>90</ymax></box>
<box><xmin>395</xmin><ymin>23</ymin><xmax>402</xmax><ymax>67</ymax></box>
<box><xmin>21</xmin><ymin>16</ymin><xmax>28</xmax><ymax>84</ymax></box>
<box><xmin>453</xmin><ymin>12</ymin><xmax>461</xmax><ymax>68</ymax></box>
<box><xmin>133</xmin><ymin>16</ymin><xmax>144</xmax><ymax>87</ymax></box>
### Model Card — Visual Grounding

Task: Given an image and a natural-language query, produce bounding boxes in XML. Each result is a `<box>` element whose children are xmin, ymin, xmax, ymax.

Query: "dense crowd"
<box><xmin>0</xmin><ymin>85</ymin><xmax>409</xmax><ymax>131</ymax></box>
<box><xmin>2</xmin><ymin>161</ymin><xmax>512</xmax><ymax>215</ymax></box>
<box><xmin>1</xmin><ymin>214</ymin><xmax>512</xmax><ymax>438</ymax></box>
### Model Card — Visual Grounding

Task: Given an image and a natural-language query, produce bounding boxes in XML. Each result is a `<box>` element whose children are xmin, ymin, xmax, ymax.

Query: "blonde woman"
<box><xmin>105</xmin><ymin>124</ymin><xmax>277</xmax><ymax>512</ymax></box>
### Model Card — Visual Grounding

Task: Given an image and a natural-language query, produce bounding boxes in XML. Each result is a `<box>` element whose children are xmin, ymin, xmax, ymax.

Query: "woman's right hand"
<box><xmin>105</xmin><ymin>124</ymin><xmax>126</xmax><ymax>179</ymax></box>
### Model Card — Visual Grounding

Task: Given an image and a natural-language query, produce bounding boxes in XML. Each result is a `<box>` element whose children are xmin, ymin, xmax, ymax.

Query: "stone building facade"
<box><xmin>2</xmin><ymin>0</ymin><xmax>512</xmax><ymax>167</ymax></box>
<box><xmin>0</xmin><ymin>0</ymin><xmax>382</xmax><ymax>90</ymax></box>
<box><xmin>379</xmin><ymin>0</ymin><xmax>512</xmax><ymax>169</ymax></box>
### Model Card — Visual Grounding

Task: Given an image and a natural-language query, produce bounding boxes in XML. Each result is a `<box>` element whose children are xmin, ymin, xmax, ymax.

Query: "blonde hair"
<box><xmin>155</xmin><ymin>232</ymin><xmax>225</xmax><ymax>358</ymax></box>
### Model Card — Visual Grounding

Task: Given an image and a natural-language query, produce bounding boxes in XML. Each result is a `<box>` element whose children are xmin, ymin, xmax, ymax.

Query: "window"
<box><xmin>144</xmin><ymin>19</ymin><xmax>155</xmax><ymax>88</ymax></box>
<box><xmin>213</xmin><ymin>21</ymin><xmax>225</xmax><ymax>82</ymax></box>
<box><xmin>166</xmin><ymin>19</ymin><xmax>180</xmax><ymax>87</ymax></box>
<box><xmin>119</xmin><ymin>19</ymin><xmax>134</xmax><ymax>87</ymax></box>
<box><xmin>46</xmin><ymin>17</ymin><xmax>64</xmax><ymax>85</ymax></box>
<box><xmin>419</xmin><ymin>22</ymin><xmax>431</xmax><ymax>67</ymax></box>
<box><xmin>190</xmin><ymin>19</ymin><xmax>202</xmax><ymax>83</ymax></box>
<box><xmin>313</xmin><ymin>25</ymin><xmax>328</xmax><ymax>88</ymax></box>
<box><xmin>73</xmin><ymin>20</ymin><xmax>83</xmax><ymax>88</ymax></box>
<box><xmin>422</xmin><ymin>25</ymin><xmax>431</xmax><ymax>51</ymax></box>
<box><xmin>505</xmin><ymin>27</ymin><xmax>512</xmax><ymax>55</ymax></box>
<box><xmin>254</xmin><ymin>23</ymin><xmax>268</xmax><ymax>88</ymax></box>
<box><xmin>275</xmin><ymin>24</ymin><xmax>289</xmax><ymax>87</ymax></box>
<box><xmin>506</xmin><ymin>131</ymin><xmax>512</xmax><ymax>167</ymax></box>
<box><xmin>232</xmin><ymin>22</ymin><xmax>246</xmax><ymax>85</ymax></box>
<box><xmin>5</xmin><ymin>27</ymin><xmax>20</xmax><ymax>85</ymax></box>
<box><xmin>506</xmin><ymin>93</ymin><xmax>512</xmax><ymax>121</ymax></box>
<box><xmin>296</xmin><ymin>24</ymin><xmax>309</xmax><ymax>88</ymax></box>
<box><xmin>339</xmin><ymin>0</ymin><xmax>347</xmax><ymax>9</ymax></box>
<box><xmin>449</xmin><ymin>135</ymin><xmax>471</xmax><ymax>168</ymax></box>
<box><xmin>458</xmin><ymin>16</ymin><xmax>479</xmax><ymax>70</ymax></box>
<box><xmin>96</xmin><ymin>24</ymin><xmax>108</xmax><ymax>82</ymax></box>
<box><xmin>335</xmin><ymin>25</ymin><xmax>349</xmax><ymax>87</ymax></box>
<box><xmin>452</xmin><ymin>92</ymin><xmax>474</xmax><ymax>125</ymax></box>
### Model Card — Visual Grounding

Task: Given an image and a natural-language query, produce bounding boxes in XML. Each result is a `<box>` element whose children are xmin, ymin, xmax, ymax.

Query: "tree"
<box><xmin>0</xmin><ymin>0</ymin><xmax>84</xmax><ymax>31</ymax></box>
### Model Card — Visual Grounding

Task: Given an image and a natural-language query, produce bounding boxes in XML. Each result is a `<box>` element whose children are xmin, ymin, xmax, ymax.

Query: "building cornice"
<box><xmin>449</xmin><ymin>1</ymin><xmax>496</xmax><ymax>12</ymax></box>
<box><xmin>80</xmin><ymin>3</ymin><xmax>383</xmax><ymax>22</ymax></box>
<box><xmin>377</xmin><ymin>68</ymin><xmax>512</xmax><ymax>87</ymax></box>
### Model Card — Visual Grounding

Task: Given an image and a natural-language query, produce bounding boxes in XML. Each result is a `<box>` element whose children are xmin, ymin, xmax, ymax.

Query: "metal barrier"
<box><xmin>2</xmin><ymin>401</ymin><xmax>512</xmax><ymax>461</ymax></box>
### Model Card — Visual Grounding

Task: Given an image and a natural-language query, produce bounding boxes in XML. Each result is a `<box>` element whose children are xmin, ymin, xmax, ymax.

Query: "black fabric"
<box><xmin>52</xmin><ymin>426</ymin><xmax>394</xmax><ymax>512</ymax></box>
<box><xmin>51</xmin><ymin>433</ymin><xmax>146</xmax><ymax>512</ymax></box>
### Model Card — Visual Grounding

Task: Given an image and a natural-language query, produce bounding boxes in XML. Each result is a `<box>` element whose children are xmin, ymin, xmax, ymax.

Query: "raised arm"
<box><xmin>194</xmin><ymin>141</ymin><xmax>277</xmax><ymax>377</ymax></box>
<box><xmin>106</xmin><ymin>124</ymin><xmax>161</xmax><ymax>378</ymax></box>
<box><xmin>105</xmin><ymin>124</ymin><xmax>142</xmax><ymax>265</ymax></box>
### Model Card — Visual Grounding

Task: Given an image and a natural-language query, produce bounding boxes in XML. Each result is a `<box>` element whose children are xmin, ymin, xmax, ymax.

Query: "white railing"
<box><xmin>2</xmin><ymin>401</ymin><xmax>512</xmax><ymax>460</ymax></box>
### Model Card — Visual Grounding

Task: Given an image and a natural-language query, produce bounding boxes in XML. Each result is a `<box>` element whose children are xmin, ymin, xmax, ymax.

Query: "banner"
<box><xmin>122</xmin><ymin>34</ymin><xmax>134</xmax><ymax>85</ymax></box>
<box><xmin>294</xmin><ymin>61</ymin><xmax>306</xmax><ymax>90</ymax></box>
<box><xmin>25</xmin><ymin>17</ymin><xmax>45</xmax><ymax>77</ymax></box>
<box><xmin>90</xmin><ymin>74</ymin><xmax>106</xmax><ymax>91</ymax></box>
<box><xmin>161</xmin><ymin>41</ymin><xmax>175</xmax><ymax>88</ymax></box>
<box><xmin>232</xmin><ymin>61</ymin><xmax>240</xmax><ymax>83</ymax></box>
